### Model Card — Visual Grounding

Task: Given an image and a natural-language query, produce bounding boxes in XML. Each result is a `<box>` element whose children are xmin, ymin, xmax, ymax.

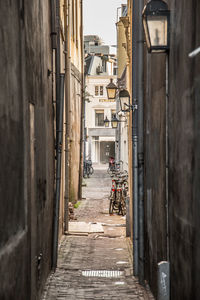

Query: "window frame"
<box><xmin>95</xmin><ymin>109</ymin><xmax>104</xmax><ymax>127</ymax></box>
<box><xmin>100</xmin><ymin>86</ymin><xmax>104</xmax><ymax>96</ymax></box>
<box><xmin>95</xmin><ymin>86</ymin><xmax>99</xmax><ymax>96</ymax></box>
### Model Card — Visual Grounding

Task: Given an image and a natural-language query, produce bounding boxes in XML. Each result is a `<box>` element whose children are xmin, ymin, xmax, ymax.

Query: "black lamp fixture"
<box><xmin>106</xmin><ymin>78</ymin><xmax>118</xmax><ymax>99</ymax></box>
<box><xmin>104</xmin><ymin>116</ymin><xmax>109</xmax><ymax>128</ymax></box>
<box><xmin>104</xmin><ymin>115</ymin><xmax>127</xmax><ymax>129</ymax></box>
<box><xmin>111</xmin><ymin>115</ymin><xmax>119</xmax><ymax>129</ymax></box>
<box><xmin>142</xmin><ymin>0</ymin><xmax>170</xmax><ymax>53</ymax></box>
<box><xmin>119</xmin><ymin>89</ymin><xmax>131</xmax><ymax>112</ymax></box>
<box><xmin>103</xmin><ymin>116</ymin><xmax>119</xmax><ymax>129</ymax></box>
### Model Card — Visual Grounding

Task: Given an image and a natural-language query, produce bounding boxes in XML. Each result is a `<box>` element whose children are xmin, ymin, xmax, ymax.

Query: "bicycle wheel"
<box><xmin>89</xmin><ymin>166</ymin><xmax>94</xmax><ymax>175</ymax></box>
<box><xmin>115</xmin><ymin>190</ymin><xmax>121</xmax><ymax>214</ymax></box>
<box><xmin>109</xmin><ymin>191</ymin><xmax>114</xmax><ymax>214</ymax></box>
<box><xmin>107</xmin><ymin>167</ymin><xmax>111</xmax><ymax>175</ymax></box>
<box><xmin>119</xmin><ymin>195</ymin><xmax>126</xmax><ymax>216</ymax></box>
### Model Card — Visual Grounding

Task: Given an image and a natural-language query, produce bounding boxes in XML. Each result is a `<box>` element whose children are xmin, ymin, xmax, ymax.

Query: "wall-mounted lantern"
<box><xmin>104</xmin><ymin>115</ymin><xmax>119</xmax><ymax>129</ymax></box>
<box><xmin>142</xmin><ymin>0</ymin><xmax>170</xmax><ymax>53</ymax></box>
<box><xmin>119</xmin><ymin>89</ymin><xmax>131</xmax><ymax>112</ymax></box>
<box><xmin>104</xmin><ymin>115</ymin><xmax>127</xmax><ymax>129</ymax></box>
<box><xmin>104</xmin><ymin>116</ymin><xmax>110</xmax><ymax>128</ymax></box>
<box><xmin>111</xmin><ymin>115</ymin><xmax>119</xmax><ymax>129</ymax></box>
<box><xmin>106</xmin><ymin>78</ymin><xmax>118</xmax><ymax>99</ymax></box>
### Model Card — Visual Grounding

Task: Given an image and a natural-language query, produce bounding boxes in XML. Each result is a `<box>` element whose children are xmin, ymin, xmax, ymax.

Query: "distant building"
<box><xmin>84</xmin><ymin>35</ymin><xmax>110</xmax><ymax>55</ymax></box>
<box><xmin>84</xmin><ymin>36</ymin><xmax>117</xmax><ymax>164</ymax></box>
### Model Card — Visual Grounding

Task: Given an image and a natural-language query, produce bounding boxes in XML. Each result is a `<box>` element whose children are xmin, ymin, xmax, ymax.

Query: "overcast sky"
<box><xmin>83</xmin><ymin>0</ymin><xmax>127</xmax><ymax>52</ymax></box>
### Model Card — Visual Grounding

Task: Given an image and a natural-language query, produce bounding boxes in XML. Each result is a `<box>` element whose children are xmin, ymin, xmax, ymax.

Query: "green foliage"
<box><xmin>74</xmin><ymin>201</ymin><xmax>81</xmax><ymax>209</ymax></box>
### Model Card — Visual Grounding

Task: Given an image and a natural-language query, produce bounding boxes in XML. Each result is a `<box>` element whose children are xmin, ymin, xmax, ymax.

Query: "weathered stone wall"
<box><xmin>143</xmin><ymin>0</ymin><xmax>200</xmax><ymax>298</ymax></box>
<box><xmin>0</xmin><ymin>1</ymin><xmax>54</xmax><ymax>299</ymax></box>
<box><xmin>168</xmin><ymin>0</ymin><xmax>200</xmax><ymax>299</ymax></box>
<box><xmin>69</xmin><ymin>63</ymin><xmax>82</xmax><ymax>203</ymax></box>
<box><xmin>144</xmin><ymin>52</ymin><xmax>167</xmax><ymax>295</ymax></box>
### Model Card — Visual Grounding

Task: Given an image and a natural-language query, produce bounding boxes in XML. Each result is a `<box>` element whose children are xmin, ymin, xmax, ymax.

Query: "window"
<box><xmin>113</xmin><ymin>67</ymin><xmax>117</xmax><ymax>76</ymax></box>
<box><xmin>100</xmin><ymin>86</ymin><xmax>103</xmax><ymax>96</ymax></box>
<box><xmin>95</xmin><ymin>86</ymin><xmax>99</xmax><ymax>96</ymax></box>
<box><xmin>92</xmin><ymin>136</ymin><xmax>99</xmax><ymax>141</ymax></box>
<box><xmin>102</xmin><ymin>60</ymin><xmax>107</xmax><ymax>72</ymax></box>
<box><xmin>95</xmin><ymin>85</ymin><xmax>104</xmax><ymax>96</ymax></box>
<box><xmin>95</xmin><ymin>110</ymin><xmax>104</xmax><ymax>126</ymax></box>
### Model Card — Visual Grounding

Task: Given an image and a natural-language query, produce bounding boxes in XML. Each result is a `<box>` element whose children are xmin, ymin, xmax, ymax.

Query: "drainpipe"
<box><xmin>132</xmin><ymin>0</ymin><xmax>139</xmax><ymax>277</ymax></box>
<box><xmin>78</xmin><ymin>0</ymin><xmax>84</xmax><ymax>200</ymax></box>
<box><xmin>50</xmin><ymin>0</ymin><xmax>57</xmax><ymax>49</ymax></box>
<box><xmin>166</xmin><ymin>55</ymin><xmax>169</xmax><ymax>261</ymax></box>
<box><xmin>52</xmin><ymin>0</ymin><xmax>62</xmax><ymax>270</ymax></box>
<box><xmin>52</xmin><ymin>74</ymin><xmax>65</xmax><ymax>269</ymax></box>
<box><xmin>138</xmin><ymin>0</ymin><xmax>144</xmax><ymax>285</ymax></box>
<box><xmin>64</xmin><ymin>0</ymin><xmax>71</xmax><ymax>233</ymax></box>
<box><xmin>83</xmin><ymin>85</ymin><xmax>86</xmax><ymax>166</ymax></box>
<box><xmin>116</xmin><ymin>96</ymin><xmax>120</xmax><ymax>163</ymax></box>
<box><xmin>55</xmin><ymin>0</ymin><xmax>61</xmax><ymax>142</ymax></box>
<box><xmin>116</xmin><ymin>11</ymin><xmax>120</xmax><ymax>164</ymax></box>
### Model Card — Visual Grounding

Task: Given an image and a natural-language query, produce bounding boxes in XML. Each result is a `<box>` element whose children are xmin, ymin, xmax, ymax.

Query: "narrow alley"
<box><xmin>42</xmin><ymin>166</ymin><xmax>154</xmax><ymax>300</ymax></box>
<box><xmin>2</xmin><ymin>1</ymin><xmax>200</xmax><ymax>299</ymax></box>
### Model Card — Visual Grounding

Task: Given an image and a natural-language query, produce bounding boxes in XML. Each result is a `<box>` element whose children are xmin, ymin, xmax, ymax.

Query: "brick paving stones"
<box><xmin>42</xmin><ymin>167</ymin><xmax>154</xmax><ymax>300</ymax></box>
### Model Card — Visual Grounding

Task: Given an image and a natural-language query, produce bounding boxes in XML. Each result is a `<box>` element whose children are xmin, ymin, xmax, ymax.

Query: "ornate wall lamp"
<box><xmin>106</xmin><ymin>79</ymin><xmax>135</xmax><ymax>113</ymax></box>
<box><xmin>104</xmin><ymin>115</ymin><xmax>126</xmax><ymax>129</ymax></box>
<box><xmin>104</xmin><ymin>116</ymin><xmax>110</xmax><ymax>128</ymax></box>
<box><xmin>142</xmin><ymin>0</ymin><xmax>170</xmax><ymax>53</ymax></box>
<box><xmin>106</xmin><ymin>78</ymin><xmax>118</xmax><ymax>99</ymax></box>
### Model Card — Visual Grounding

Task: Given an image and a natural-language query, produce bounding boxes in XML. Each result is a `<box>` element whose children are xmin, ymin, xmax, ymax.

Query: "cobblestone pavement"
<box><xmin>42</xmin><ymin>166</ymin><xmax>154</xmax><ymax>300</ymax></box>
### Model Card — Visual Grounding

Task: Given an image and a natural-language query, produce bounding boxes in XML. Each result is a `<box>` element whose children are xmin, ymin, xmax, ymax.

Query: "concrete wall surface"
<box><xmin>0</xmin><ymin>1</ymin><xmax>54</xmax><ymax>299</ymax></box>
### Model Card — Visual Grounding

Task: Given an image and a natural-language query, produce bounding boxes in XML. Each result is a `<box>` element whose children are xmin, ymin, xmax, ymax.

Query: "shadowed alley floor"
<box><xmin>42</xmin><ymin>166</ymin><xmax>154</xmax><ymax>300</ymax></box>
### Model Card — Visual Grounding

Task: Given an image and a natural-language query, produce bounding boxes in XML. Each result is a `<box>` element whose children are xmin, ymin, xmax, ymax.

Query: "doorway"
<box><xmin>100</xmin><ymin>141</ymin><xmax>115</xmax><ymax>164</ymax></box>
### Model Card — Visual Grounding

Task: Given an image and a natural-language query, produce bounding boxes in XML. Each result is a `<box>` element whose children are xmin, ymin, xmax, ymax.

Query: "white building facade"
<box><xmin>85</xmin><ymin>75</ymin><xmax>117</xmax><ymax>163</ymax></box>
<box><xmin>84</xmin><ymin>37</ymin><xmax>117</xmax><ymax>164</ymax></box>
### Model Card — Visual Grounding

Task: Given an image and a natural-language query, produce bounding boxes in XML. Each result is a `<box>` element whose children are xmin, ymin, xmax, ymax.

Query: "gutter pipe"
<box><xmin>52</xmin><ymin>74</ymin><xmax>65</xmax><ymax>269</ymax></box>
<box><xmin>132</xmin><ymin>0</ymin><xmax>139</xmax><ymax>277</ymax></box>
<box><xmin>78</xmin><ymin>0</ymin><xmax>84</xmax><ymax>200</ymax></box>
<box><xmin>50</xmin><ymin>0</ymin><xmax>57</xmax><ymax>49</ymax></box>
<box><xmin>138</xmin><ymin>0</ymin><xmax>144</xmax><ymax>285</ymax></box>
<box><xmin>52</xmin><ymin>0</ymin><xmax>62</xmax><ymax>270</ymax></box>
<box><xmin>64</xmin><ymin>0</ymin><xmax>71</xmax><ymax>233</ymax></box>
<box><xmin>55</xmin><ymin>0</ymin><xmax>61</xmax><ymax>142</ymax></box>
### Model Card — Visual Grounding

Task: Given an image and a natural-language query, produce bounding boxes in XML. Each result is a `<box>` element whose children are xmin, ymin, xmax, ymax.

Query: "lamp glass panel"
<box><xmin>104</xmin><ymin>120</ymin><xmax>109</xmax><ymax>127</ymax></box>
<box><xmin>107</xmin><ymin>88</ymin><xmax>116</xmax><ymax>99</ymax></box>
<box><xmin>120</xmin><ymin>96</ymin><xmax>130</xmax><ymax>112</ymax></box>
<box><xmin>143</xmin><ymin>18</ymin><xmax>151</xmax><ymax>49</ymax></box>
<box><xmin>147</xmin><ymin>16</ymin><xmax>168</xmax><ymax>46</ymax></box>
<box><xmin>112</xmin><ymin>121</ymin><xmax>118</xmax><ymax>128</ymax></box>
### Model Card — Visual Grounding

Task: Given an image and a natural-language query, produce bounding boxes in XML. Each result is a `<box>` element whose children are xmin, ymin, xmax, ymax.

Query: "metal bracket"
<box><xmin>131</xmin><ymin>104</ymin><xmax>138</xmax><ymax>111</ymax></box>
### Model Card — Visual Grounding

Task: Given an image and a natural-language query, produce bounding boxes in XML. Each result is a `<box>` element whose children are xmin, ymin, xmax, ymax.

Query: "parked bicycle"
<box><xmin>107</xmin><ymin>159</ymin><xmax>125</xmax><ymax>175</ymax></box>
<box><xmin>83</xmin><ymin>159</ymin><xmax>94</xmax><ymax>178</ymax></box>
<box><xmin>108</xmin><ymin>166</ymin><xmax>128</xmax><ymax>216</ymax></box>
